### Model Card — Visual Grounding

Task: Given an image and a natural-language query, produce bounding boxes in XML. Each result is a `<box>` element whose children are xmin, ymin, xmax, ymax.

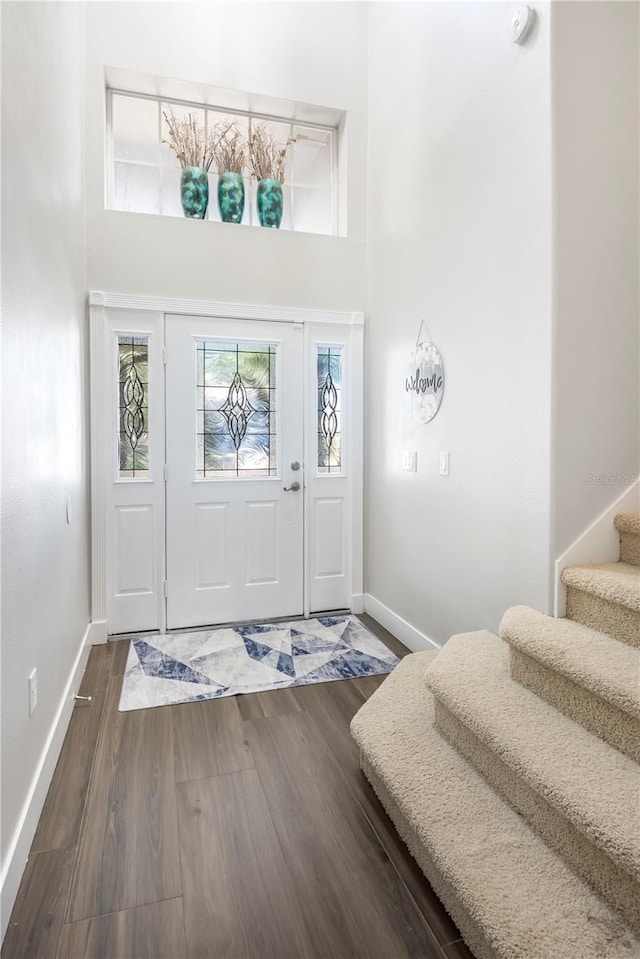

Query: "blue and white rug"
<box><xmin>118</xmin><ymin>615</ymin><xmax>399</xmax><ymax>711</ymax></box>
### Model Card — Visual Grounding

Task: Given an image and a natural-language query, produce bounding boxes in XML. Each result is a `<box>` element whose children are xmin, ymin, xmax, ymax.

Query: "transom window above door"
<box><xmin>107</xmin><ymin>88</ymin><xmax>339</xmax><ymax>236</ymax></box>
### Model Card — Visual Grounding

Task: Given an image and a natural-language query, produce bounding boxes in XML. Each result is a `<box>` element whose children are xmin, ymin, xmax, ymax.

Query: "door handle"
<box><xmin>283</xmin><ymin>481</ymin><xmax>301</xmax><ymax>492</ymax></box>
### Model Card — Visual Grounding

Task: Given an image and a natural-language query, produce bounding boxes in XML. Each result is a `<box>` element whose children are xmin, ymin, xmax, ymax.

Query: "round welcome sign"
<box><xmin>406</xmin><ymin>340</ymin><xmax>444</xmax><ymax>424</ymax></box>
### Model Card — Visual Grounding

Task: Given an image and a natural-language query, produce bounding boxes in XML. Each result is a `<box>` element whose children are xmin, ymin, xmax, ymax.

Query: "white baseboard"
<box><xmin>364</xmin><ymin>593</ymin><xmax>440</xmax><ymax>652</ymax></box>
<box><xmin>88</xmin><ymin>619</ymin><xmax>108</xmax><ymax>645</ymax></box>
<box><xmin>554</xmin><ymin>478</ymin><xmax>640</xmax><ymax>616</ymax></box>
<box><xmin>351</xmin><ymin>593</ymin><xmax>365</xmax><ymax>615</ymax></box>
<box><xmin>0</xmin><ymin>622</ymin><xmax>93</xmax><ymax>942</ymax></box>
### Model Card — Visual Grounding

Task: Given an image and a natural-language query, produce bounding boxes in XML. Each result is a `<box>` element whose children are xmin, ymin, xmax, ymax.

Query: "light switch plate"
<box><xmin>402</xmin><ymin>451</ymin><xmax>417</xmax><ymax>472</ymax></box>
<box><xmin>439</xmin><ymin>451</ymin><xmax>450</xmax><ymax>476</ymax></box>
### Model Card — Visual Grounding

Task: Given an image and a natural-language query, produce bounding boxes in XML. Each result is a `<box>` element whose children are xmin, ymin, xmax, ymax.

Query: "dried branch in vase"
<box><xmin>248</xmin><ymin>123</ymin><xmax>295</xmax><ymax>183</ymax></box>
<box><xmin>212</xmin><ymin>120</ymin><xmax>247</xmax><ymax>175</ymax></box>
<box><xmin>162</xmin><ymin>108</ymin><xmax>215</xmax><ymax>172</ymax></box>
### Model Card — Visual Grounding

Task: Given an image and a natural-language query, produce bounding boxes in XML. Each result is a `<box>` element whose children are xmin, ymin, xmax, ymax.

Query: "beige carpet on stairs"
<box><xmin>616</xmin><ymin>513</ymin><xmax>640</xmax><ymax>566</ymax></box>
<box><xmin>425</xmin><ymin>631</ymin><xmax>640</xmax><ymax>933</ymax></box>
<box><xmin>351</xmin><ymin>652</ymin><xmax>640</xmax><ymax>959</ymax></box>
<box><xmin>500</xmin><ymin>605</ymin><xmax>640</xmax><ymax>762</ymax></box>
<box><xmin>352</xmin><ymin>511</ymin><xmax>640</xmax><ymax>958</ymax></box>
<box><xmin>562</xmin><ymin>562</ymin><xmax>640</xmax><ymax>647</ymax></box>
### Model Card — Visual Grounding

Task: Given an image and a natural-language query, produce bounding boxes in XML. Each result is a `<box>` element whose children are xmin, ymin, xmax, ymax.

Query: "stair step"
<box><xmin>499</xmin><ymin>605</ymin><xmax>640</xmax><ymax>762</ymax></box>
<box><xmin>561</xmin><ymin>562</ymin><xmax>640</xmax><ymax>647</ymax></box>
<box><xmin>424</xmin><ymin>632</ymin><xmax>640</xmax><ymax>932</ymax></box>
<box><xmin>615</xmin><ymin>513</ymin><xmax>640</xmax><ymax>567</ymax></box>
<box><xmin>351</xmin><ymin>651</ymin><xmax>640</xmax><ymax>959</ymax></box>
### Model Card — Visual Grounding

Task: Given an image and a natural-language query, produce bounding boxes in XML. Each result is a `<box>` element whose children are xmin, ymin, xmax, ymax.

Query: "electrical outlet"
<box><xmin>28</xmin><ymin>668</ymin><xmax>38</xmax><ymax>716</ymax></box>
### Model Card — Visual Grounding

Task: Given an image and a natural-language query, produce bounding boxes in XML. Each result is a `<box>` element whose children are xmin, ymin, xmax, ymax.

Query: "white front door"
<box><xmin>93</xmin><ymin>295</ymin><xmax>363</xmax><ymax>638</ymax></box>
<box><xmin>165</xmin><ymin>315</ymin><xmax>304</xmax><ymax>629</ymax></box>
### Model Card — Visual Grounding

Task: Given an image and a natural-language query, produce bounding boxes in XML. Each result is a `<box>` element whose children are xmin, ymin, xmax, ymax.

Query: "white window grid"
<box><xmin>106</xmin><ymin>89</ymin><xmax>338</xmax><ymax>236</ymax></box>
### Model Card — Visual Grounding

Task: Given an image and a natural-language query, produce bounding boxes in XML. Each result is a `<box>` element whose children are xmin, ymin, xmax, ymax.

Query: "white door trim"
<box><xmin>89</xmin><ymin>297</ymin><xmax>109</xmax><ymax>640</ymax></box>
<box><xmin>89</xmin><ymin>291</ymin><xmax>364</xmax><ymax>637</ymax></box>
<box><xmin>89</xmin><ymin>291</ymin><xmax>364</xmax><ymax>327</ymax></box>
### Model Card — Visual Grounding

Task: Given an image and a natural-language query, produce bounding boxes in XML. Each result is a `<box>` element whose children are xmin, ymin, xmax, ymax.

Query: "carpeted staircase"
<box><xmin>351</xmin><ymin>512</ymin><xmax>640</xmax><ymax>959</ymax></box>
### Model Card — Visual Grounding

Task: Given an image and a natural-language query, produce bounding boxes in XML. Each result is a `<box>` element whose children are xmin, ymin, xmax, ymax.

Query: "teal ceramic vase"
<box><xmin>217</xmin><ymin>172</ymin><xmax>245</xmax><ymax>224</ymax></box>
<box><xmin>180</xmin><ymin>166</ymin><xmax>209</xmax><ymax>219</ymax></box>
<box><xmin>257</xmin><ymin>178</ymin><xmax>283</xmax><ymax>229</ymax></box>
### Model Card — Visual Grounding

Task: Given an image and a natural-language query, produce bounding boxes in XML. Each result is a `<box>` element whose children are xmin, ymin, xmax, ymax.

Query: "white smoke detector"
<box><xmin>511</xmin><ymin>6</ymin><xmax>536</xmax><ymax>45</ymax></box>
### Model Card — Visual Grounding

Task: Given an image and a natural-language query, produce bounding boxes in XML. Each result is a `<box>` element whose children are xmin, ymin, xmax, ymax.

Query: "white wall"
<box><xmin>365</xmin><ymin>2</ymin><xmax>553</xmax><ymax>645</ymax></box>
<box><xmin>1</xmin><ymin>0</ymin><xmax>89</xmax><ymax>935</ymax></box>
<box><xmin>86</xmin><ymin>1</ymin><xmax>368</xmax><ymax>310</ymax></box>
<box><xmin>552</xmin><ymin>1</ymin><xmax>640</xmax><ymax>557</ymax></box>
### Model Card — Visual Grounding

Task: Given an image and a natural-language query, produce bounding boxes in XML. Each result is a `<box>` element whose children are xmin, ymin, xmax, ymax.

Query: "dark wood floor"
<box><xmin>3</xmin><ymin>614</ymin><xmax>472</xmax><ymax>959</ymax></box>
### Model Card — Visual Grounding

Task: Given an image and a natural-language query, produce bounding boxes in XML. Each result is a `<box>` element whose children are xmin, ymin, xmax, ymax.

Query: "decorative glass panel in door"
<box><xmin>317</xmin><ymin>345</ymin><xmax>342</xmax><ymax>474</ymax></box>
<box><xmin>118</xmin><ymin>335</ymin><xmax>149</xmax><ymax>479</ymax></box>
<box><xmin>195</xmin><ymin>339</ymin><xmax>277</xmax><ymax>478</ymax></box>
<box><xmin>165</xmin><ymin>317</ymin><xmax>303</xmax><ymax>629</ymax></box>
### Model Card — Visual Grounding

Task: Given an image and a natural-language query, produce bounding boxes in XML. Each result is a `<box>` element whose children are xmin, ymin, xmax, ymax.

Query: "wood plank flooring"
<box><xmin>57</xmin><ymin>900</ymin><xmax>187</xmax><ymax>959</ymax></box>
<box><xmin>31</xmin><ymin>644</ymin><xmax>114</xmax><ymax>853</ymax></box>
<box><xmin>1</xmin><ymin>847</ymin><xmax>76</xmax><ymax>959</ymax></box>
<box><xmin>66</xmin><ymin>688</ymin><xmax>182</xmax><ymax>921</ymax></box>
<box><xmin>3</xmin><ymin>614</ymin><xmax>473</xmax><ymax>959</ymax></box>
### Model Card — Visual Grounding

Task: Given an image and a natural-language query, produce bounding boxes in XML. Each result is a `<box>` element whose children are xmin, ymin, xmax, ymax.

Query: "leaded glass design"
<box><xmin>118</xmin><ymin>335</ymin><xmax>149</xmax><ymax>479</ymax></box>
<box><xmin>317</xmin><ymin>346</ymin><xmax>342</xmax><ymax>473</ymax></box>
<box><xmin>196</xmin><ymin>339</ymin><xmax>277</xmax><ymax>478</ymax></box>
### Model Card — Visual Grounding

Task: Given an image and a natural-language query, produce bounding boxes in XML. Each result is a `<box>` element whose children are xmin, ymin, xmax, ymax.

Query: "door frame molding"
<box><xmin>90</xmin><ymin>291</ymin><xmax>364</xmax><ymax>326</ymax></box>
<box><xmin>89</xmin><ymin>291</ymin><xmax>364</xmax><ymax>640</ymax></box>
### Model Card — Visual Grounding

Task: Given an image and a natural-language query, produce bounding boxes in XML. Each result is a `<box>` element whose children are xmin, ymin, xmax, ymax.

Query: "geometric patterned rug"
<box><xmin>118</xmin><ymin>615</ymin><xmax>400</xmax><ymax>711</ymax></box>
